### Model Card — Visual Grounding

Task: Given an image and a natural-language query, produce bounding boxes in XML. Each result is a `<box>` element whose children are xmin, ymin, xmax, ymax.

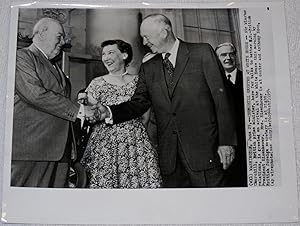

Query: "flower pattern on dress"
<box><xmin>81</xmin><ymin>76</ymin><xmax>162</xmax><ymax>188</ymax></box>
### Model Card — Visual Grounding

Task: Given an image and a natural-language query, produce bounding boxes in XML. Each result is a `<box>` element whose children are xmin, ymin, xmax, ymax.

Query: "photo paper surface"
<box><xmin>1</xmin><ymin>0</ymin><xmax>297</xmax><ymax>224</ymax></box>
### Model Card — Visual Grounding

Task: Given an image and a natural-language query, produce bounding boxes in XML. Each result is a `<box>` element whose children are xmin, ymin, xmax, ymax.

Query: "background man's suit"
<box><xmin>12</xmin><ymin>44</ymin><xmax>79</xmax><ymax>187</ymax></box>
<box><xmin>225</xmin><ymin>69</ymin><xmax>247</xmax><ymax>186</ymax></box>
<box><xmin>110</xmin><ymin>41</ymin><xmax>237</xmax><ymax>187</ymax></box>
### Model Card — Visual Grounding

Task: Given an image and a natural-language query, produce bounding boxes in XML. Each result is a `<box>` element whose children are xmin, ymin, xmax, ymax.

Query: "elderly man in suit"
<box><xmin>91</xmin><ymin>14</ymin><xmax>237</xmax><ymax>188</ymax></box>
<box><xmin>11</xmin><ymin>17</ymin><xmax>87</xmax><ymax>187</ymax></box>
<box><xmin>215</xmin><ymin>42</ymin><xmax>247</xmax><ymax>186</ymax></box>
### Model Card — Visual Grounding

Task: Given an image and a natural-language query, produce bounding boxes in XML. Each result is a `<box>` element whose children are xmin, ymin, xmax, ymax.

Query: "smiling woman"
<box><xmin>79</xmin><ymin>39</ymin><xmax>162</xmax><ymax>189</ymax></box>
<box><xmin>100</xmin><ymin>40</ymin><xmax>135</xmax><ymax>86</ymax></box>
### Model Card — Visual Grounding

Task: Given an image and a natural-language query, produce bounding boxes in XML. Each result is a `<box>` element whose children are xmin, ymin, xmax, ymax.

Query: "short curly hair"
<box><xmin>101</xmin><ymin>39</ymin><xmax>133</xmax><ymax>67</ymax></box>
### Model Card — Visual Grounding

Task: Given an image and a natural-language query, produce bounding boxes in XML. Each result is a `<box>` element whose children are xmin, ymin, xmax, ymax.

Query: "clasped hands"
<box><xmin>86</xmin><ymin>103</ymin><xmax>109</xmax><ymax>124</ymax></box>
<box><xmin>77</xmin><ymin>92</ymin><xmax>109</xmax><ymax>123</ymax></box>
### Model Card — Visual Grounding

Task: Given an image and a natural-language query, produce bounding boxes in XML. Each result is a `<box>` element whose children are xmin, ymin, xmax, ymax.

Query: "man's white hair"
<box><xmin>215</xmin><ymin>42</ymin><xmax>237</xmax><ymax>53</ymax></box>
<box><xmin>32</xmin><ymin>17</ymin><xmax>60</xmax><ymax>38</ymax></box>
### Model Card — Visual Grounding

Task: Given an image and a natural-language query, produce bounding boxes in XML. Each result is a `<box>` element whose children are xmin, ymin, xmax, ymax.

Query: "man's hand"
<box><xmin>86</xmin><ymin>102</ymin><xmax>110</xmax><ymax>123</ymax></box>
<box><xmin>83</xmin><ymin>105</ymin><xmax>95</xmax><ymax>118</ymax></box>
<box><xmin>217</xmin><ymin>145</ymin><xmax>235</xmax><ymax>170</ymax></box>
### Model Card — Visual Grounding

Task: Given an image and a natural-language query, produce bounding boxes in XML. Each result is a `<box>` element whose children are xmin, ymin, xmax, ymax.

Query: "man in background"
<box><xmin>12</xmin><ymin>17</ymin><xmax>86</xmax><ymax>187</ymax></box>
<box><xmin>215</xmin><ymin>42</ymin><xmax>247</xmax><ymax>186</ymax></box>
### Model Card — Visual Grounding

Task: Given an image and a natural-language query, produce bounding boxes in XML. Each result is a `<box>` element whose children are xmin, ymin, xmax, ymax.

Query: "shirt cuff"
<box><xmin>104</xmin><ymin>105</ymin><xmax>113</xmax><ymax>125</ymax></box>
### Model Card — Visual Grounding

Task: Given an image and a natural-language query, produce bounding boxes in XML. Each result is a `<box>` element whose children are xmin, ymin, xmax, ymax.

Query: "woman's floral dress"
<box><xmin>81</xmin><ymin>75</ymin><xmax>162</xmax><ymax>188</ymax></box>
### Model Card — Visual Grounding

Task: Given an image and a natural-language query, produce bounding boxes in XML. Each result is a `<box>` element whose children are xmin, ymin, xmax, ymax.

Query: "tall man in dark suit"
<box><xmin>215</xmin><ymin>42</ymin><xmax>247</xmax><ymax>186</ymax></box>
<box><xmin>12</xmin><ymin>17</ymin><xmax>87</xmax><ymax>187</ymax></box>
<box><xmin>91</xmin><ymin>14</ymin><xmax>237</xmax><ymax>188</ymax></box>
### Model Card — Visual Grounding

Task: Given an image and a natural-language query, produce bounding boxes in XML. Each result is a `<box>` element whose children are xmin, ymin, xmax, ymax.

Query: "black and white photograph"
<box><xmin>0</xmin><ymin>0</ymin><xmax>298</xmax><ymax>224</ymax></box>
<box><xmin>11</xmin><ymin>7</ymin><xmax>246</xmax><ymax>189</ymax></box>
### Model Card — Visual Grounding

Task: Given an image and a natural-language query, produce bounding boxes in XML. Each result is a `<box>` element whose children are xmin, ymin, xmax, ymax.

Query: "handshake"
<box><xmin>77</xmin><ymin>92</ymin><xmax>110</xmax><ymax>124</ymax></box>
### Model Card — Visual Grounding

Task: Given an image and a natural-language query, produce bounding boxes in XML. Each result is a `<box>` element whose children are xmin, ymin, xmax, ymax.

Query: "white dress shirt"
<box><xmin>226</xmin><ymin>68</ymin><xmax>237</xmax><ymax>84</ymax></box>
<box><xmin>162</xmin><ymin>38</ymin><xmax>180</xmax><ymax>67</ymax></box>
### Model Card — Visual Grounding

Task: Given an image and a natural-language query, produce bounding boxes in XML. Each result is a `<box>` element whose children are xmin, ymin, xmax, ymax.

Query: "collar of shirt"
<box><xmin>162</xmin><ymin>38</ymin><xmax>180</xmax><ymax>67</ymax></box>
<box><xmin>226</xmin><ymin>68</ymin><xmax>237</xmax><ymax>84</ymax></box>
<box><xmin>33</xmin><ymin>43</ymin><xmax>49</xmax><ymax>60</ymax></box>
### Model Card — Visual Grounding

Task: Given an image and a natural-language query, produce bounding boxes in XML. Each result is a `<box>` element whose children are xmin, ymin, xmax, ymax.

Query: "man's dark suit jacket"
<box><xmin>226</xmin><ymin>69</ymin><xmax>247</xmax><ymax>186</ymax></box>
<box><xmin>110</xmin><ymin>41</ymin><xmax>237</xmax><ymax>175</ymax></box>
<box><xmin>13</xmin><ymin>44</ymin><xmax>79</xmax><ymax>162</ymax></box>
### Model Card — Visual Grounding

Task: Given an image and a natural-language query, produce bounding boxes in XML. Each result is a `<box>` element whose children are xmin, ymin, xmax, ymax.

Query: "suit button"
<box><xmin>172</xmin><ymin>112</ymin><xmax>176</xmax><ymax>116</ymax></box>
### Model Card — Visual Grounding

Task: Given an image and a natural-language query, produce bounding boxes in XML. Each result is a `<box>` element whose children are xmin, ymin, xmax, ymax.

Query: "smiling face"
<box><xmin>41</xmin><ymin>21</ymin><xmax>65</xmax><ymax>59</ymax></box>
<box><xmin>101</xmin><ymin>44</ymin><xmax>127</xmax><ymax>73</ymax></box>
<box><xmin>140</xmin><ymin>19</ymin><xmax>166</xmax><ymax>54</ymax></box>
<box><xmin>216</xmin><ymin>45</ymin><xmax>237</xmax><ymax>73</ymax></box>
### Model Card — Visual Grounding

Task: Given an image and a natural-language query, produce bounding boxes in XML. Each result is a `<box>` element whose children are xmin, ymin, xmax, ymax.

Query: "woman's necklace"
<box><xmin>105</xmin><ymin>71</ymin><xmax>130</xmax><ymax>86</ymax></box>
<box><xmin>108</xmin><ymin>71</ymin><xmax>128</xmax><ymax>78</ymax></box>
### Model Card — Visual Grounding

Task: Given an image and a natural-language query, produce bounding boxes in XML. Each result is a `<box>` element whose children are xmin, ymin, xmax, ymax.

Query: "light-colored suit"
<box><xmin>12</xmin><ymin>44</ymin><xmax>79</xmax><ymax>187</ymax></box>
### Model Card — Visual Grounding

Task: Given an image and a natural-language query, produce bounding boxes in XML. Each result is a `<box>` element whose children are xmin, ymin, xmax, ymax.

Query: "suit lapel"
<box><xmin>170</xmin><ymin>42</ymin><xmax>189</xmax><ymax>97</ymax></box>
<box><xmin>54</xmin><ymin>63</ymin><xmax>67</xmax><ymax>88</ymax></box>
<box><xmin>56</xmin><ymin>64</ymin><xmax>72</xmax><ymax>98</ymax></box>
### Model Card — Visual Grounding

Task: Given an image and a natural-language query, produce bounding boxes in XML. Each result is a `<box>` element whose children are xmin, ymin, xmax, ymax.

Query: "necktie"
<box><xmin>163</xmin><ymin>53</ymin><xmax>175</xmax><ymax>87</ymax></box>
<box><xmin>227</xmin><ymin>74</ymin><xmax>232</xmax><ymax>83</ymax></box>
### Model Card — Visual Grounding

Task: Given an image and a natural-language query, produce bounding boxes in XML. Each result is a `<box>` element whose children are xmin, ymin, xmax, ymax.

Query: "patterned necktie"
<box><xmin>163</xmin><ymin>53</ymin><xmax>175</xmax><ymax>87</ymax></box>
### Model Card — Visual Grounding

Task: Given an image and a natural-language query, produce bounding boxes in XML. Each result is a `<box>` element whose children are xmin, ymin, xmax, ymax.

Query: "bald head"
<box><xmin>32</xmin><ymin>17</ymin><xmax>65</xmax><ymax>59</ymax></box>
<box><xmin>142</xmin><ymin>14</ymin><xmax>172</xmax><ymax>29</ymax></box>
<box><xmin>32</xmin><ymin>18</ymin><xmax>61</xmax><ymax>38</ymax></box>
<box><xmin>140</xmin><ymin>14</ymin><xmax>176</xmax><ymax>54</ymax></box>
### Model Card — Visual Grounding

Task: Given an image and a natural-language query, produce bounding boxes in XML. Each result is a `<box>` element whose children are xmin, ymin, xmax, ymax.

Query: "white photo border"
<box><xmin>1</xmin><ymin>0</ymin><xmax>298</xmax><ymax>224</ymax></box>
